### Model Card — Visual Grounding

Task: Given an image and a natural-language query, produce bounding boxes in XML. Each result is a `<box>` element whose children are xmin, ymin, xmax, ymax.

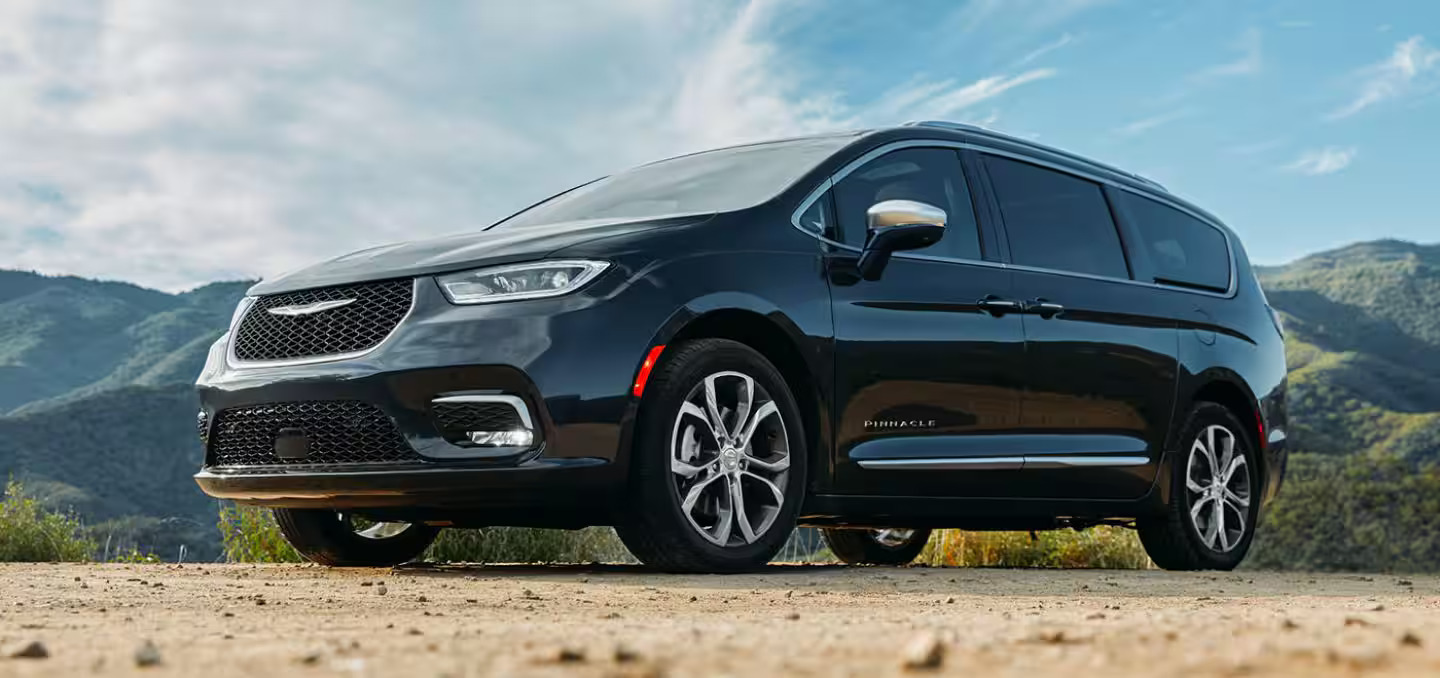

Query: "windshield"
<box><xmin>495</xmin><ymin>134</ymin><xmax>854</xmax><ymax>228</ymax></box>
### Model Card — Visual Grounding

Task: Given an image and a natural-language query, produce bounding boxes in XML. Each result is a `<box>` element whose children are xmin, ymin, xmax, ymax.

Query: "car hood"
<box><xmin>248</xmin><ymin>214</ymin><xmax>711</xmax><ymax>296</ymax></box>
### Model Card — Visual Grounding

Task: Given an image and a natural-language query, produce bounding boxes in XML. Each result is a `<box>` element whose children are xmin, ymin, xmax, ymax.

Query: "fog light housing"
<box><xmin>430</xmin><ymin>394</ymin><xmax>536</xmax><ymax>449</ymax></box>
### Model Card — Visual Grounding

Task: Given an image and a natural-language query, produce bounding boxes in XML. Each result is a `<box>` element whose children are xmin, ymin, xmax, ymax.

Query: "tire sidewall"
<box><xmin>638</xmin><ymin>341</ymin><xmax>808</xmax><ymax>567</ymax></box>
<box><xmin>1173</xmin><ymin>403</ymin><xmax>1262</xmax><ymax>569</ymax></box>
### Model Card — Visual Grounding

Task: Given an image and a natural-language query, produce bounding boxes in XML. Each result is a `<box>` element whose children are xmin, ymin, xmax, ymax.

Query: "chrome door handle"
<box><xmin>977</xmin><ymin>296</ymin><xmax>1023</xmax><ymax>317</ymax></box>
<box><xmin>1027</xmin><ymin>298</ymin><xmax>1065</xmax><ymax>318</ymax></box>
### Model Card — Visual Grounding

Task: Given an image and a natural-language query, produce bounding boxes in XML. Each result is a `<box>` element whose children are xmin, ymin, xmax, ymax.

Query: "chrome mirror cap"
<box><xmin>866</xmin><ymin>199</ymin><xmax>947</xmax><ymax>231</ymax></box>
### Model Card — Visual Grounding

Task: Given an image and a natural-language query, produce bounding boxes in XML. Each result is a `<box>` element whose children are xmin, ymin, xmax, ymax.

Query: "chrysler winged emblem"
<box><xmin>266</xmin><ymin>298</ymin><xmax>357</xmax><ymax>316</ymax></box>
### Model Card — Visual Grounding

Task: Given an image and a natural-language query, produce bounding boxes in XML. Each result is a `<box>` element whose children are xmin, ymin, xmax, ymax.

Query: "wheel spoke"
<box><xmin>1223</xmin><ymin>487</ymin><xmax>1250</xmax><ymax>509</ymax></box>
<box><xmin>1203</xmin><ymin>427</ymin><xmax>1220</xmax><ymax>476</ymax></box>
<box><xmin>731</xmin><ymin>373</ymin><xmax>755</xmax><ymax>444</ymax></box>
<box><xmin>1222</xmin><ymin>454</ymin><xmax>1247</xmax><ymax>486</ymax></box>
<box><xmin>679</xmin><ymin>401</ymin><xmax>723</xmax><ymax>448</ymax></box>
<box><xmin>671</xmin><ymin>456</ymin><xmax>709</xmax><ymax>478</ymax></box>
<box><xmin>680</xmin><ymin>472</ymin><xmax>725</xmax><ymax>515</ymax></box>
<box><xmin>730</xmin><ymin>474</ymin><xmax>757</xmax><ymax>544</ymax></box>
<box><xmin>1190</xmin><ymin>495</ymin><xmax>1211</xmax><ymax>525</ymax></box>
<box><xmin>1185</xmin><ymin>475</ymin><xmax>1206</xmax><ymax>494</ymax></box>
<box><xmin>745</xmin><ymin>451</ymin><xmax>790</xmax><ymax>473</ymax></box>
<box><xmin>1213</xmin><ymin>496</ymin><xmax>1229</xmax><ymax>551</ymax></box>
<box><xmin>738</xmin><ymin>401</ymin><xmax>779</xmax><ymax>449</ymax></box>
<box><xmin>703</xmin><ymin>374</ymin><xmax>730</xmax><ymax>440</ymax></box>
<box><xmin>743</xmin><ymin>470</ymin><xmax>785</xmax><ymax>506</ymax></box>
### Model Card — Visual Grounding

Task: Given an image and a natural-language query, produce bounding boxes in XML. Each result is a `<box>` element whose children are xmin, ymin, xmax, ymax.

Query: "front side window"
<box><xmin>983</xmin><ymin>155</ymin><xmax>1130</xmax><ymax>279</ymax></box>
<box><xmin>495</xmin><ymin>135</ymin><xmax>853</xmax><ymax>229</ymax></box>
<box><xmin>831</xmin><ymin>148</ymin><xmax>982</xmax><ymax>260</ymax></box>
<box><xmin>1114</xmin><ymin>191</ymin><xmax>1231</xmax><ymax>291</ymax></box>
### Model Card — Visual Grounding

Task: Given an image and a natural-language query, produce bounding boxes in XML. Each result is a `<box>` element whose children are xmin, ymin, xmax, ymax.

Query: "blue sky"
<box><xmin>0</xmin><ymin>0</ymin><xmax>1436</xmax><ymax>291</ymax></box>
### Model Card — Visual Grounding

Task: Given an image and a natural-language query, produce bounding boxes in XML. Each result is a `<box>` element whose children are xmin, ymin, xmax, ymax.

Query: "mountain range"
<box><xmin>1</xmin><ymin>239</ymin><xmax>1437</xmax><ymax>560</ymax></box>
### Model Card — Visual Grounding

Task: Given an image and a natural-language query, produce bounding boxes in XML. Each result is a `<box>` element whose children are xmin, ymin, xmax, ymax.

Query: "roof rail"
<box><xmin>901</xmin><ymin>120</ymin><xmax>1168</xmax><ymax>192</ymax></box>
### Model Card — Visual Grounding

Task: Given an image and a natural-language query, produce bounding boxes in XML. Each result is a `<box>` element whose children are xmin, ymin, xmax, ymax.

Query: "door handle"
<box><xmin>1027</xmin><ymin>298</ymin><xmax>1065</xmax><ymax>318</ymax></box>
<box><xmin>977</xmin><ymin>295</ymin><xmax>1023</xmax><ymax>317</ymax></box>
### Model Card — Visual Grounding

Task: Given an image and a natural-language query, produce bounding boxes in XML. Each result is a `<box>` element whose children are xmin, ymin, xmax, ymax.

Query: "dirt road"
<box><xmin>1</xmin><ymin>563</ymin><xmax>1437</xmax><ymax>677</ymax></box>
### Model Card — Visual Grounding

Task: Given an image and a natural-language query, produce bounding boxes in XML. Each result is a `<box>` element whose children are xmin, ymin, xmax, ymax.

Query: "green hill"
<box><xmin>1257</xmin><ymin>240</ymin><xmax>1440</xmax><ymax>460</ymax></box>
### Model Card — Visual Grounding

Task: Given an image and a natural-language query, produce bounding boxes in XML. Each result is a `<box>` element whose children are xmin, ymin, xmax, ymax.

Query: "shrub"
<box><xmin>0</xmin><ymin>479</ymin><xmax>96</xmax><ymax>562</ymax></box>
<box><xmin>218</xmin><ymin>502</ymin><xmax>632</xmax><ymax>564</ymax></box>
<box><xmin>218</xmin><ymin>503</ymin><xmax>302</xmax><ymax>563</ymax></box>
<box><xmin>916</xmin><ymin>527</ymin><xmax>1152</xmax><ymax>569</ymax></box>
<box><xmin>1248</xmin><ymin>452</ymin><xmax>1440</xmax><ymax>572</ymax></box>
<box><xmin>426</xmin><ymin>527</ymin><xmax>633</xmax><ymax>564</ymax></box>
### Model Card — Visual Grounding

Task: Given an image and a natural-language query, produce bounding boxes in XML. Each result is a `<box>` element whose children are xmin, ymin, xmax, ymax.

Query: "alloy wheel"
<box><xmin>1184</xmin><ymin>424</ymin><xmax>1252</xmax><ymax>553</ymax></box>
<box><xmin>872</xmin><ymin>528</ymin><xmax>916</xmax><ymax>547</ymax></box>
<box><xmin>669</xmin><ymin>370</ymin><xmax>791</xmax><ymax>547</ymax></box>
<box><xmin>339</xmin><ymin>513</ymin><xmax>414</xmax><ymax>540</ymax></box>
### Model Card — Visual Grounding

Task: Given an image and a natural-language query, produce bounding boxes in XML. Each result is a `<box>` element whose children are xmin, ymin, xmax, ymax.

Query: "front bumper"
<box><xmin>195</xmin><ymin>271</ymin><xmax>671</xmax><ymax>509</ymax></box>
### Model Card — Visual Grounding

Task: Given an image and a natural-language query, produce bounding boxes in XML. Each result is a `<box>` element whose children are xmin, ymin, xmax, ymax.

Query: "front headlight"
<box><xmin>436</xmin><ymin>260</ymin><xmax>610</xmax><ymax>305</ymax></box>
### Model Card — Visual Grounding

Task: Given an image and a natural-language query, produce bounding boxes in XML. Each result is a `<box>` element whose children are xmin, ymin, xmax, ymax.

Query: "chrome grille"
<box><xmin>209</xmin><ymin>401</ymin><xmax>422</xmax><ymax>468</ymax></box>
<box><xmin>231</xmin><ymin>279</ymin><xmax>412</xmax><ymax>363</ymax></box>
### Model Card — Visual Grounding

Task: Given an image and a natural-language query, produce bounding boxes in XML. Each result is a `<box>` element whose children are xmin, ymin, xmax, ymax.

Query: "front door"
<box><xmin>822</xmin><ymin>146</ymin><xmax>1029</xmax><ymax>497</ymax></box>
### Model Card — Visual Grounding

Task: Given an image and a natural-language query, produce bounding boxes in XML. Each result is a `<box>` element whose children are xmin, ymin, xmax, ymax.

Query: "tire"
<box><xmin>615</xmin><ymin>338</ymin><xmax>807</xmax><ymax>573</ymax></box>
<box><xmin>1138</xmin><ymin>402</ymin><xmax>1261</xmax><ymax>571</ymax></box>
<box><xmin>822</xmin><ymin>528</ymin><xmax>932</xmax><ymax>566</ymax></box>
<box><xmin>274</xmin><ymin>508</ymin><xmax>439</xmax><ymax>567</ymax></box>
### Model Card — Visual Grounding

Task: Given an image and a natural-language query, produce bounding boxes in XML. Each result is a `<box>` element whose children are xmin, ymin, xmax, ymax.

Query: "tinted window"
<box><xmin>1115</xmin><ymin>191</ymin><xmax>1231</xmax><ymax>291</ymax></box>
<box><xmin>832</xmin><ymin>148</ymin><xmax>982</xmax><ymax>260</ymax></box>
<box><xmin>984</xmin><ymin>155</ymin><xmax>1129</xmax><ymax>279</ymax></box>
<box><xmin>496</xmin><ymin>135</ymin><xmax>853</xmax><ymax>228</ymax></box>
<box><xmin>797</xmin><ymin>191</ymin><xmax>832</xmax><ymax>236</ymax></box>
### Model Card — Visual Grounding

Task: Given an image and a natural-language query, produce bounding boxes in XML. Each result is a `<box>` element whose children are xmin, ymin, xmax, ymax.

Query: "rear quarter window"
<box><xmin>1115</xmin><ymin>191</ymin><xmax>1231</xmax><ymax>291</ymax></box>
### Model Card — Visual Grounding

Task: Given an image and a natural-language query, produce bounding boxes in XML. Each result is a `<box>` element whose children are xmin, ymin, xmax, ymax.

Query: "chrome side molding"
<box><xmin>856</xmin><ymin>455</ymin><xmax>1148</xmax><ymax>471</ymax></box>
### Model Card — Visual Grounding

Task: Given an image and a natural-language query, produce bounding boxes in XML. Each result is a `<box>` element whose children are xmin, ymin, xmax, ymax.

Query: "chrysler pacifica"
<box><xmin>195</xmin><ymin>121</ymin><xmax>1288</xmax><ymax>572</ymax></box>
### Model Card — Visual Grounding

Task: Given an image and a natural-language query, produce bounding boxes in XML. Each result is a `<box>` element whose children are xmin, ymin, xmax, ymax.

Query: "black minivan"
<box><xmin>195</xmin><ymin>121</ymin><xmax>1288</xmax><ymax>572</ymax></box>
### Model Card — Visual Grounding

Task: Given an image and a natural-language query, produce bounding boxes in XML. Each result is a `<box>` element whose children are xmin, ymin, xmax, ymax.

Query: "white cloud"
<box><xmin>949</xmin><ymin>0</ymin><xmax>1111</xmax><ymax>34</ymax></box>
<box><xmin>1113</xmin><ymin>109</ymin><xmax>1190</xmax><ymax>137</ymax></box>
<box><xmin>1014</xmin><ymin>32</ymin><xmax>1075</xmax><ymax>68</ymax></box>
<box><xmin>0</xmin><ymin>0</ymin><xmax>1057</xmax><ymax>291</ymax></box>
<box><xmin>1192</xmin><ymin>28</ymin><xmax>1262</xmax><ymax>81</ymax></box>
<box><xmin>1282</xmin><ymin>147</ymin><xmax>1357</xmax><ymax>175</ymax></box>
<box><xmin>1328</xmin><ymin>36</ymin><xmax>1440</xmax><ymax>120</ymax></box>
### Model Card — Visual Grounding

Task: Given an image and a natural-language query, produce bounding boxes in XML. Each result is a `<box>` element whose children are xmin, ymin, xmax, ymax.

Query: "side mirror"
<box><xmin>857</xmin><ymin>200</ymin><xmax>947</xmax><ymax>281</ymax></box>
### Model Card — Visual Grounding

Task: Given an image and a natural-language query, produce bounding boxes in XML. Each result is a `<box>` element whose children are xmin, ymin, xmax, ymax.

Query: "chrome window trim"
<box><xmin>225</xmin><ymin>277</ymin><xmax>422</xmax><ymax>370</ymax></box>
<box><xmin>788</xmin><ymin>138</ymin><xmax>1238</xmax><ymax>299</ymax></box>
<box><xmin>429</xmin><ymin>394</ymin><xmax>535</xmax><ymax>430</ymax></box>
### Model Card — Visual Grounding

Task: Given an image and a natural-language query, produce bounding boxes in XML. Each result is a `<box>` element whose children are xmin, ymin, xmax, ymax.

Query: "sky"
<box><xmin>0</xmin><ymin>0</ymin><xmax>1436</xmax><ymax>292</ymax></box>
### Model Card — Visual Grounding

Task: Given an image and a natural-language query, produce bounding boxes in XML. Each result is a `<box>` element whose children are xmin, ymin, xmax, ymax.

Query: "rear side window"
<box><xmin>832</xmin><ymin>148</ymin><xmax>982</xmax><ymax>260</ymax></box>
<box><xmin>1115</xmin><ymin>191</ymin><xmax>1231</xmax><ymax>291</ymax></box>
<box><xmin>983</xmin><ymin>155</ymin><xmax>1129</xmax><ymax>279</ymax></box>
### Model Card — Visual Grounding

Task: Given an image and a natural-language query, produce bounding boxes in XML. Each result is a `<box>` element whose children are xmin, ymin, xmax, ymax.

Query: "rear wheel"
<box><xmin>274</xmin><ymin>508</ymin><xmax>439</xmax><ymax>567</ymax></box>
<box><xmin>1138</xmin><ymin>402</ymin><xmax>1260</xmax><ymax>571</ymax></box>
<box><xmin>822</xmin><ymin>528</ymin><xmax>932</xmax><ymax>565</ymax></box>
<box><xmin>616</xmin><ymin>339</ymin><xmax>807</xmax><ymax>573</ymax></box>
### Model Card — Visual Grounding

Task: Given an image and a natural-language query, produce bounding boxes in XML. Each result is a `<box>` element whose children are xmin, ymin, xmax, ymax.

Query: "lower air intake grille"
<box><xmin>209</xmin><ymin>401</ymin><xmax>422</xmax><ymax>468</ymax></box>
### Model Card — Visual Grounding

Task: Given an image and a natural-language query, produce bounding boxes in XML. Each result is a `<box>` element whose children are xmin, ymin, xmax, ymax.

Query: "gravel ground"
<box><xmin>1</xmin><ymin>563</ymin><xmax>1438</xmax><ymax>677</ymax></box>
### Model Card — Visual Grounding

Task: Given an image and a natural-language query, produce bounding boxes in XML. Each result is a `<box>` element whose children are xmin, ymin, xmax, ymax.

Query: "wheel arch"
<box><xmin>1159</xmin><ymin>371</ymin><xmax>1266</xmax><ymax>508</ymax></box>
<box><xmin>625</xmin><ymin>296</ymin><xmax>830</xmax><ymax>494</ymax></box>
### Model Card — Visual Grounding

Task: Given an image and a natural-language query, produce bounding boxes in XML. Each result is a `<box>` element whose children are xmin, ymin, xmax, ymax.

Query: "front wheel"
<box><xmin>1138</xmin><ymin>402</ymin><xmax>1260</xmax><ymax>570</ymax></box>
<box><xmin>822</xmin><ymin>528</ymin><xmax>932</xmax><ymax>565</ymax></box>
<box><xmin>616</xmin><ymin>339</ymin><xmax>807</xmax><ymax>573</ymax></box>
<box><xmin>274</xmin><ymin>508</ymin><xmax>439</xmax><ymax>567</ymax></box>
